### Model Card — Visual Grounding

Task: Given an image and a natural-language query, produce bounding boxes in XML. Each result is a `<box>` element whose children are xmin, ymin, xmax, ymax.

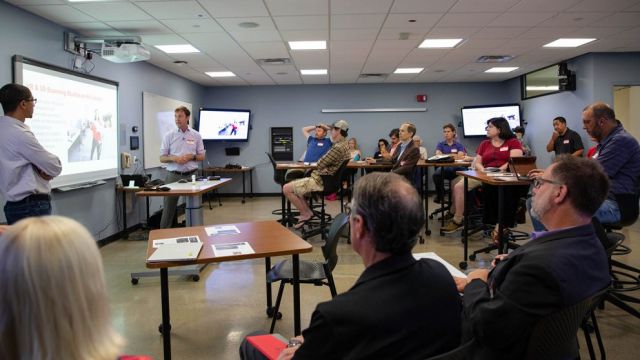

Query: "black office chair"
<box><xmin>266</xmin><ymin>152</ymin><xmax>298</xmax><ymax>227</ymax></box>
<box><xmin>524</xmin><ymin>289</ymin><xmax>607</xmax><ymax>360</ymax></box>
<box><xmin>300</xmin><ymin>159</ymin><xmax>351</xmax><ymax>240</ymax></box>
<box><xmin>267</xmin><ymin>213</ymin><xmax>349</xmax><ymax>333</ymax></box>
<box><xmin>424</xmin><ymin>339</ymin><xmax>474</xmax><ymax>360</ymax></box>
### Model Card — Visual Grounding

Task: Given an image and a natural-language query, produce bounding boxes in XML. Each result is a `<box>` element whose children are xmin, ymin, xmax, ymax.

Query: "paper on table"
<box><xmin>212</xmin><ymin>242</ymin><xmax>255</xmax><ymax>257</ymax></box>
<box><xmin>205</xmin><ymin>225</ymin><xmax>240</xmax><ymax>236</ymax></box>
<box><xmin>152</xmin><ymin>235</ymin><xmax>202</xmax><ymax>248</ymax></box>
<box><xmin>148</xmin><ymin>243</ymin><xmax>203</xmax><ymax>262</ymax></box>
<box><xmin>413</xmin><ymin>252</ymin><xmax>467</xmax><ymax>278</ymax></box>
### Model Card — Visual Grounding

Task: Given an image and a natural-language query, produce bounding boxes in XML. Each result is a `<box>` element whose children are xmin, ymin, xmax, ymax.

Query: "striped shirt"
<box><xmin>311</xmin><ymin>138</ymin><xmax>350</xmax><ymax>185</ymax></box>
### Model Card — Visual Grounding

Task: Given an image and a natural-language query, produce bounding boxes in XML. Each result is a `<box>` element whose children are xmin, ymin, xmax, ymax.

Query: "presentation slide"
<box><xmin>462</xmin><ymin>105</ymin><xmax>520</xmax><ymax>137</ymax></box>
<box><xmin>15</xmin><ymin>57</ymin><xmax>119</xmax><ymax>187</ymax></box>
<box><xmin>199</xmin><ymin>109</ymin><xmax>250</xmax><ymax>141</ymax></box>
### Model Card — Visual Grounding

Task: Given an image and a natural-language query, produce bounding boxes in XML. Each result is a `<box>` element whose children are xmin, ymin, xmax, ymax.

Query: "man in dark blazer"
<box><xmin>368</xmin><ymin>122</ymin><xmax>420</xmax><ymax>181</ymax></box>
<box><xmin>242</xmin><ymin>173</ymin><xmax>461</xmax><ymax>360</ymax></box>
<box><xmin>455</xmin><ymin>155</ymin><xmax>611</xmax><ymax>359</ymax></box>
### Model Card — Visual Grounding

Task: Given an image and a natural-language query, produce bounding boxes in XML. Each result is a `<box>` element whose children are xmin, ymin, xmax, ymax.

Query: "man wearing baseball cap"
<box><xmin>283</xmin><ymin>120</ymin><xmax>351</xmax><ymax>229</ymax></box>
<box><xmin>285</xmin><ymin>123</ymin><xmax>332</xmax><ymax>182</ymax></box>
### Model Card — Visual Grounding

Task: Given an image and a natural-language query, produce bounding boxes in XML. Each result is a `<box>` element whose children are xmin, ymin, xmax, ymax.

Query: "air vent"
<box><xmin>476</xmin><ymin>55</ymin><xmax>514</xmax><ymax>63</ymax></box>
<box><xmin>257</xmin><ymin>58</ymin><xmax>292</xmax><ymax>65</ymax></box>
<box><xmin>359</xmin><ymin>73</ymin><xmax>388</xmax><ymax>79</ymax></box>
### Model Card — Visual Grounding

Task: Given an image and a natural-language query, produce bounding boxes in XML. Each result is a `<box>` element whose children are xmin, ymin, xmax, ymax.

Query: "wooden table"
<box><xmin>146</xmin><ymin>221</ymin><xmax>313</xmax><ymax>360</ymax></box>
<box><xmin>203</xmin><ymin>166</ymin><xmax>254</xmax><ymax>203</ymax></box>
<box><xmin>416</xmin><ymin>160</ymin><xmax>471</xmax><ymax>236</ymax></box>
<box><xmin>456</xmin><ymin>170</ymin><xmax>530</xmax><ymax>269</ymax></box>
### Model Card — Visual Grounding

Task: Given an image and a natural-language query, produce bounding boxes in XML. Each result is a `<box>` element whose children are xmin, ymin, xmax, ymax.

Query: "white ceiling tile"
<box><xmin>382</xmin><ymin>13</ymin><xmax>443</xmax><ymax>29</ymax></box>
<box><xmin>390</xmin><ymin>0</ymin><xmax>458</xmax><ymax>13</ymax></box>
<box><xmin>141</xmin><ymin>34</ymin><xmax>186</xmax><ymax>45</ymax></box>
<box><xmin>378</xmin><ymin>28</ymin><xmax>428</xmax><ymax>40</ymax></box>
<box><xmin>473</xmin><ymin>27</ymin><xmax>529</xmax><ymax>39</ymax></box>
<box><xmin>75</xmin><ymin>29</ymin><xmax>126</xmax><ymax>37</ymax></box>
<box><xmin>166</xmin><ymin>53</ymin><xmax>224</xmax><ymax>67</ymax></box>
<box><xmin>450</xmin><ymin>0</ymin><xmax>520</xmax><ymax>13</ymax></box>
<box><xmin>403</xmin><ymin>48</ymin><xmax>449</xmax><ymax>65</ymax></box>
<box><xmin>72</xmin><ymin>3</ymin><xmax>152</xmax><ymax>22</ymax></box>
<box><xmin>265</xmin><ymin>0</ymin><xmax>328</xmax><ymax>16</ymax></box>
<box><xmin>161</xmin><ymin>18</ymin><xmax>224</xmax><ymax>33</ymax></box>
<box><xmin>8</xmin><ymin>0</ymin><xmax>67</xmax><ymax>5</ymax></box>
<box><xmin>612</xmin><ymin>26</ymin><xmax>640</xmax><ymax>39</ymax></box>
<box><xmin>262</xmin><ymin>64</ymin><xmax>299</xmax><ymax>75</ymax></box>
<box><xmin>565</xmin><ymin>0</ymin><xmax>639</xmax><ymax>12</ymax></box>
<box><xmin>509</xmin><ymin>0</ymin><xmax>582</xmax><ymax>12</ymax></box>
<box><xmin>291</xmin><ymin>50</ymin><xmax>329</xmax><ymax>68</ymax></box>
<box><xmin>598</xmin><ymin>12</ymin><xmax>640</xmax><ymax>27</ymax></box>
<box><xmin>105</xmin><ymin>20</ymin><xmax>172</xmax><ymax>35</ymax></box>
<box><xmin>330</xmin><ymin>41</ymin><xmax>373</xmax><ymax>61</ymax></box>
<box><xmin>569</xmin><ymin>27</ymin><xmax>626</xmax><ymax>38</ymax></box>
<box><xmin>426</xmin><ymin>26</ymin><xmax>481</xmax><ymax>38</ymax></box>
<box><xmin>537</xmin><ymin>12</ymin><xmax>612</xmax><ymax>27</ymax></box>
<box><xmin>241</xmin><ymin>42</ymin><xmax>290</xmax><ymax>59</ymax></box>
<box><xmin>459</xmin><ymin>38</ymin><xmax>505</xmax><ymax>49</ymax></box>
<box><xmin>217</xmin><ymin>17</ymin><xmax>276</xmax><ymax>32</ymax></box>
<box><xmin>625</xmin><ymin>2</ymin><xmax>640</xmax><ymax>11</ymax></box>
<box><xmin>60</xmin><ymin>21</ymin><xmax>115</xmax><ymax>33</ymax></box>
<box><xmin>136</xmin><ymin>1</ymin><xmax>209</xmax><ymax>20</ymax></box>
<box><xmin>273</xmin><ymin>15</ymin><xmax>328</xmax><ymax>30</ymax></box>
<box><xmin>517</xmin><ymin>27</ymin><xmax>581</xmax><ymax>39</ymax></box>
<box><xmin>229</xmin><ymin>30</ymin><xmax>283</xmax><ymax>42</ymax></box>
<box><xmin>489</xmin><ymin>12</ymin><xmax>556</xmax><ymax>27</ymax></box>
<box><xmin>280</xmin><ymin>30</ymin><xmax>328</xmax><ymax>42</ymax></box>
<box><xmin>21</xmin><ymin>5</ymin><xmax>97</xmax><ymax>23</ymax></box>
<box><xmin>330</xmin><ymin>29</ymin><xmax>379</xmax><ymax>41</ymax></box>
<box><xmin>199</xmin><ymin>0</ymin><xmax>269</xmax><ymax>18</ymax></box>
<box><xmin>385</xmin><ymin>73</ymin><xmax>420</xmax><ymax>82</ymax></box>
<box><xmin>331</xmin><ymin>0</ymin><xmax>393</xmax><ymax>15</ymax></box>
<box><xmin>331</xmin><ymin>14</ymin><xmax>386</xmax><ymax>29</ymax></box>
<box><xmin>436</xmin><ymin>13</ymin><xmax>502</xmax><ymax>27</ymax></box>
<box><xmin>302</xmin><ymin>75</ymin><xmax>329</xmax><ymax>84</ymax></box>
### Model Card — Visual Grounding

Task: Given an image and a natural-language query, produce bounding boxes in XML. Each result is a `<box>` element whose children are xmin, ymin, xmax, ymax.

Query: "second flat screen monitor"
<box><xmin>198</xmin><ymin>108</ymin><xmax>251</xmax><ymax>141</ymax></box>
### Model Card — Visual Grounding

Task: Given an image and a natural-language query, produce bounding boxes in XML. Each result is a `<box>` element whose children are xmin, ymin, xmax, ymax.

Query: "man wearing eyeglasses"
<box><xmin>0</xmin><ymin>83</ymin><xmax>61</xmax><ymax>224</ymax></box>
<box><xmin>454</xmin><ymin>155</ymin><xmax>610</xmax><ymax>359</ymax></box>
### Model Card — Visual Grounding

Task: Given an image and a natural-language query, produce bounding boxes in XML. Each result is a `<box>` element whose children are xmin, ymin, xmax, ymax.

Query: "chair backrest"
<box><xmin>524</xmin><ymin>293</ymin><xmax>599</xmax><ymax>360</ymax></box>
<box><xmin>424</xmin><ymin>339</ymin><xmax>475</xmax><ymax>360</ymax></box>
<box><xmin>321</xmin><ymin>213</ymin><xmax>350</xmax><ymax>272</ymax></box>
<box><xmin>319</xmin><ymin>158</ymin><xmax>351</xmax><ymax>195</ymax></box>
<box><xmin>614</xmin><ymin>192</ymin><xmax>640</xmax><ymax>227</ymax></box>
<box><xmin>266</xmin><ymin>152</ymin><xmax>285</xmax><ymax>185</ymax></box>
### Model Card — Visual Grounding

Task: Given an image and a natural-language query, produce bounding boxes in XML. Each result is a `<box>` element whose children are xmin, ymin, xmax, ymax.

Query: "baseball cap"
<box><xmin>332</xmin><ymin>120</ymin><xmax>349</xmax><ymax>131</ymax></box>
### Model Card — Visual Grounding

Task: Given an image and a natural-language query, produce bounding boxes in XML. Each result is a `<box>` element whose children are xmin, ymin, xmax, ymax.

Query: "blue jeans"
<box><xmin>4</xmin><ymin>199</ymin><xmax>52</xmax><ymax>225</ymax></box>
<box><xmin>527</xmin><ymin>197</ymin><xmax>621</xmax><ymax>232</ymax></box>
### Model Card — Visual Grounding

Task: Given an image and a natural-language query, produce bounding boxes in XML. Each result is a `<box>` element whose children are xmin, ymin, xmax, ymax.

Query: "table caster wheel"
<box><xmin>192</xmin><ymin>275</ymin><xmax>200</xmax><ymax>282</ymax></box>
<box><xmin>131</xmin><ymin>278</ymin><xmax>139</xmax><ymax>285</ymax></box>
<box><xmin>459</xmin><ymin>262</ymin><xmax>468</xmax><ymax>270</ymax></box>
<box><xmin>242</xmin><ymin>200</ymin><xmax>246</xmax><ymax>204</ymax></box>
<box><xmin>426</xmin><ymin>229</ymin><xmax>432</xmax><ymax>236</ymax></box>
<box><xmin>266</xmin><ymin>307</ymin><xmax>283</xmax><ymax>319</ymax></box>
<box><xmin>469</xmin><ymin>254</ymin><xmax>476</xmax><ymax>261</ymax></box>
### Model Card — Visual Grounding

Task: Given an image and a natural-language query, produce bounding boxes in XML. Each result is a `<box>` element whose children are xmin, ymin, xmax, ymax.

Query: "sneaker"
<box><xmin>440</xmin><ymin>212</ymin><xmax>454</xmax><ymax>221</ymax></box>
<box><xmin>441</xmin><ymin>220</ymin><xmax>463</xmax><ymax>233</ymax></box>
<box><xmin>325</xmin><ymin>193</ymin><xmax>337</xmax><ymax>201</ymax></box>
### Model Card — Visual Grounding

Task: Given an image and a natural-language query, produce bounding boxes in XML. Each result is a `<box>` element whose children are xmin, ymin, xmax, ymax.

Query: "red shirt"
<box><xmin>476</xmin><ymin>138</ymin><xmax>523</xmax><ymax>168</ymax></box>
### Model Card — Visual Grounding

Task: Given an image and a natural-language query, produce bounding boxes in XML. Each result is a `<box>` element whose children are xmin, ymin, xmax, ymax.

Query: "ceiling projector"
<box><xmin>101</xmin><ymin>43</ymin><xmax>150</xmax><ymax>63</ymax></box>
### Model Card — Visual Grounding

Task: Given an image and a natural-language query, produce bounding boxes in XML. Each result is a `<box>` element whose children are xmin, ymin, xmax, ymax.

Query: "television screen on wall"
<box><xmin>461</xmin><ymin>104</ymin><xmax>521</xmax><ymax>138</ymax></box>
<box><xmin>198</xmin><ymin>108</ymin><xmax>251</xmax><ymax>141</ymax></box>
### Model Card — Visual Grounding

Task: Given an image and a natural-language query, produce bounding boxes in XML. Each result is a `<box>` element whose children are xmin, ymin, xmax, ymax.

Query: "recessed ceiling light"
<box><xmin>205</xmin><ymin>71</ymin><xmax>235</xmax><ymax>78</ymax></box>
<box><xmin>484</xmin><ymin>67</ymin><xmax>519</xmax><ymax>73</ymax></box>
<box><xmin>289</xmin><ymin>41</ymin><xmax>326</xmax><ymax>50</ymax></box>
<box><xmin>155</xmin><ymin>44</ymin><xmax>199</xmax><ymax>54</ymax></box>
<box><xmin>543</xmin><ymin>38</ymin><xmax>596</xmax><ymax>48</ymax></box>
<box><xmin>394</xmin><ymin>68</ymin><xmax>424</xmax><ymax>74</ymax></box>
<box><xmin>419</xmin><ymin>38</ymin><xmax>463</xmax><ymax>48</ymax></box>
<box><xmin>238</xmin><ymin>22</ymin><xmax>259</xmax><ymax>29</ymax></box>
<box><xmin>301</xmin><ymin>69</ymin><xmax>327</xmax><ymax>75</ymax></box>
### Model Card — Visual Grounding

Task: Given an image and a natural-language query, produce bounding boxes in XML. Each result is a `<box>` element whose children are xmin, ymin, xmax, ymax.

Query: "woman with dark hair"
<box><xmin>442</xmin><ymin>117</ymin><xmax>524</xmax><ymax>234</ymax></box>
<box><xmin>373</xmin><ymin>138</ymin><xmax>390</xmax><ymax>159</ymax></box>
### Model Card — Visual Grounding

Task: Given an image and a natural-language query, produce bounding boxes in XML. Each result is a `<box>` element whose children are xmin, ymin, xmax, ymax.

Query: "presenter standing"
<box><xmin>159</xmin><ymin>106</ymin><xmax>205</xmax><ymax>228</ymax></box>
<box><xmin>0</xmin><ymin>83</ymin><xmax>62</xmax><ymax>224</ymax></box>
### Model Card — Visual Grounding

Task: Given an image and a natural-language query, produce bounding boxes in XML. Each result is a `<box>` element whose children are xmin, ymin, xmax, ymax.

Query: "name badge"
<box><xmin>499</xmin><ymin>147</ymin><xmax>508</xmax><ymax>151</ymax></box>
<box><xmin>318</xmin><ymin>142</ymin><xmax>324</xmax><ymax>146</ymax></box>
<box><xmin>593</xmin><ymin>152</ymin><xmax>599</xmax><ymax>159</ymax></box>
<box><xmin>400</xmin><ymin>161</ymin><xmax>406</xmax><ymax>166</ymax></box>
<box><xmin>563</xmin><ymin>139</ymin><xmax>570</xmax><ymax>144</ymax></box>
<box><xmin>186</xmin><ymin>139</ymin><xmax>195</xmax><ymax>145</ymax></box>
<box><xmin>451</xmin><ymin>149</ymin><xmax>458</xmax><ymax>153</ymax></box>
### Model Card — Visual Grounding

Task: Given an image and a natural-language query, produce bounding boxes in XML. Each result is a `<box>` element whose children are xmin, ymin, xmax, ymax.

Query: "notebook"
<box><xmin>147</xmin><ymin>243</ymin><xmax>203</xmax><ymax>263</ymax></box>
<box><xmin>246</xmin><ymin>334</ymin><xmax>288</xmax><ymax>360</ymax></box>
<box><xmin>508</xmin><ymin>156</ymin><xmax>537</xmax><ymax>181</ymax></box>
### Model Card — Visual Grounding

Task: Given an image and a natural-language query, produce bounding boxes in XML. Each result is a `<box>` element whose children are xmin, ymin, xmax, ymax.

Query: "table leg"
<box><xmin>424</xmin><ymin>167</ymin><xmax>431</xmax><ymax>236</ymax></box>
<box><xmin>122</xmin><ymin>189</ymin><xmax>128</xmax><ymax>239</ymax></box>
<box><xmin>292</xmin><ymin>254</ymin><xmax>301</xmax><ymax>335</ymax></box>
<box><xmin>498</xmin><ymin>186</ymin><xmax>505</xmax><ymax>254</ymax></box>
<box><xmin>463</xmin><ymin>177</ymin><xmax>469</xmax><ymax>262</ymax></box>
<box><xmin>160</xmin><ymin>268</ymin><xmax>171</xmax><ymax>360</ymax></box>
<box><xmin>440</xmin><ymin>168</ymin><xmax>447</xmax><ymax>227</ymax></box>
<box><xmin>265</xmin><ymin>257</ymin><xmax>273</xmax><ymax>310</ymax></box>
<box><xmin>241</xmin><ymin>172</ymin><xmax>246</xmax><ymax>204</ymax></box>
<box><xmin>185</xmin><ymin>195</ymin><xmax>203</xmax><ymax>227</ymax></box>
<box><xmin>250</xmin><ymin>169</ymin><xmax>254</xmax><ymax>198</ymax></box>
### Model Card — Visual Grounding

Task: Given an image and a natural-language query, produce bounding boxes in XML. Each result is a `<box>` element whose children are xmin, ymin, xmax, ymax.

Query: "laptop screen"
<box><xmin>509</xmin><ymin>157</ymin><xmax>537</xmax><ymax>180</ymax></box>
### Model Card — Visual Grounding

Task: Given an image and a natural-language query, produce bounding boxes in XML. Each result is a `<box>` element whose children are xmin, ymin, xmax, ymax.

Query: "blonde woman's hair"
<box><xmin>0</xmin><ymin>216</ymin><xmax>123</xmax><ymax>360</ymax></box>
<box><xmin>348</xmin><ymin>137</ymin><xmax>359</xmax><ymax>149</ymax></box>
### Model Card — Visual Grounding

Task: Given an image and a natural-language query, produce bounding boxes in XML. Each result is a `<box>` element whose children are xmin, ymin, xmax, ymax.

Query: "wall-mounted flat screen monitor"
<box><xmin>198</xmin><ymin>108</ymin><xmax>251</xmax><ymax>141</ymax></box>
<box><xmin>461</xmin><ymin>104</ymin><xmax>521</xmax><ymax>138</ymax></box>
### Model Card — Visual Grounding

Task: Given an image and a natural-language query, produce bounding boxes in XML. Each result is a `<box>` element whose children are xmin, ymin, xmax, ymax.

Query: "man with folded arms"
<box><xmin>285</xmin><ymin>123</ymin><xmax>332</xmax><ymax>182</ymax></box>
<box><xmin>0</xmin><ymin>83</ymin><xmax>62</xmax><ymax>224</ymax></box>
<box><xmin>455</xmin><ymin>155</ymin><xmax>610</xmax><ymax>359</ymax></box>
<box><xmin>243</xmin><ymin>173</ymin><xmax>462</xmax><ymax>359</ymax></box>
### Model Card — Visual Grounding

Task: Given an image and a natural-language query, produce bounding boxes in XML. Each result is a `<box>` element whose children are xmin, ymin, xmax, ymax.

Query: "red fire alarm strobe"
<box><xmin>417</xmin><ymin>94</ymin><xmax>427</xmax><ymax>102</ymax></box>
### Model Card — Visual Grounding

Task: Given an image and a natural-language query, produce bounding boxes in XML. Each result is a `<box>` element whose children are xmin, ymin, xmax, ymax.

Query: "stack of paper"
<box><xmin>148</xmin><ymin>243</ymin><xmax>203</xmax><ymax>262</ymax></box>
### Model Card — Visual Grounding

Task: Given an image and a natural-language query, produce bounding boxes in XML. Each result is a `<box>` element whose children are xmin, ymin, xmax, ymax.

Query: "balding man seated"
<box><xmin>455</xmin><ymin>155</ymin><xmax>611</xmax><ymax>359</ymax></box>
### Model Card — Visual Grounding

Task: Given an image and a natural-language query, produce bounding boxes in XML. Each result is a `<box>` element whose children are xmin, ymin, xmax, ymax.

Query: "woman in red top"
<box><xmin>442</xmin><ymin>117</ymin><xmax>524</xmax><ymax>233</ymax></box>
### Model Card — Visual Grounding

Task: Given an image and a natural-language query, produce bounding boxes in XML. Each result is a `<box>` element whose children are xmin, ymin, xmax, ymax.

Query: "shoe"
<box><xmin>442</xmin><ymin>220</ymin><xmax>463</xmax><ymax>233</ymax></box>
<box><xmin>440</xmin><ymin>212</ymin><xmax>454</xmax><ymax>221</ymax></box>
<box><xmin>491</xmin><ymin>227</ymin><xmax>511</xmax><ymax>245</ymax></box>
<box><xmin>294</xmin><ymin>217</ymin><xmax>312</xmax><ymax>230</ymax></box>
<box><xmin>325</xmin><ymin>193</ymin><xmax>337</xmax><ymax>201</ymax></box>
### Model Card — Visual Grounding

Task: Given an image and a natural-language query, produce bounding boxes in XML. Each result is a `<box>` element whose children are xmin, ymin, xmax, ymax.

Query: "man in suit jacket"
<box><xmin>368</xmin><ymin>123</ymin><xmax>420</xmax><ymax>181</ymax></box>
<box><xmin>455</xmin><ymin>155</ymin><xmax>611</xmax><ymax>359</ymax></box>
<box><xmin>243</xmin><ymin>173</ymin><xmax>462</xmax><ymax>360</ymax></box>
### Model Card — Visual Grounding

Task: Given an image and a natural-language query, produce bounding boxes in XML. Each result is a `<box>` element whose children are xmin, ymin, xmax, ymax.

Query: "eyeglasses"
<box><xmin>24</xmin><ymin>98</ymin><xmax>37</xmax><ymax>104</ymax></box>
<box><xmin>532</xmin><ymin>177</ymin><xmax>563</xmax><ymax>189</ymax></box>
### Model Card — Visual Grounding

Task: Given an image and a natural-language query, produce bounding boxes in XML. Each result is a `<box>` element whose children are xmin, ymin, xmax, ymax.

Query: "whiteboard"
<box><xmin>142</xmin><ymin>92</ymin><xmax>193</xmax><ymax>169</ymax></box>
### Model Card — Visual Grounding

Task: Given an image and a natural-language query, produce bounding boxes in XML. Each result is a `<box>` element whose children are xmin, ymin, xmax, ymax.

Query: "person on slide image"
<box><xmin>0</xmin><ymin>83</ymin><xmax>62</xmax><ymax>224</ymax></box>
<box><xmin>230</xmin><ymin>121</ymin><xmax>238</xmax><ymax>136</ymax></box>
<box><xmin>90</xmin><ymin>110</ymin><xmax>103</xmax><ymax>160</ymax></box>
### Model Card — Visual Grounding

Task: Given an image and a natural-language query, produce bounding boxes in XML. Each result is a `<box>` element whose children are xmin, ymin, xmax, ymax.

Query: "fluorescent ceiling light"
<box><xmin>155</xmin><ymin>44</ymin><xmax>199</xmax><ymax>54</ymax></box>
<box><xmin>543</xmin><ymin>38</ymin><xmax>596</xmax><ymax>48</ymax></box>
<box><xmin>526</xmin><ymin>85</ymin><xmax>560</xmax><ymax>91</ymax></box>
<box><xmin>418</xmin><ymin>38</ymin><xmax>463</xmax><ymax>48</ymax></box>
<box><xmin>205</xmin><ymin>71</ymin><xmax>236</xmax><ymax>78</ymax></box>
<box><xmin>485</xmin><ymin>67</ymin><xmax>519</xmax><ymax>73</ymax></box>
<box><xmin>289</xmin><ymin>41</ymin><xmax>326</xmax><ymax>50</ymax></box>
<box><xmin>300</xmin><ymin>69</ymin><xmax>327</xmax><ymax>75</ymax></box>
<box><xmin>394</xmin><ymin>68</ymin><xmax>424</xmax><ymax>74</ymax></box>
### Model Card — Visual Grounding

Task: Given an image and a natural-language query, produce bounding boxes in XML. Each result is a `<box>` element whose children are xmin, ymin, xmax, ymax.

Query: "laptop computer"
<box><xmin>508</xmin><ymin>157</ymin><xmax>537</xmax><ymax>181</ymax></box>
<box><xmin>120</xmin><ymin>174</ymin><xmax>149</xmax><ymax>187</ymax></box>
